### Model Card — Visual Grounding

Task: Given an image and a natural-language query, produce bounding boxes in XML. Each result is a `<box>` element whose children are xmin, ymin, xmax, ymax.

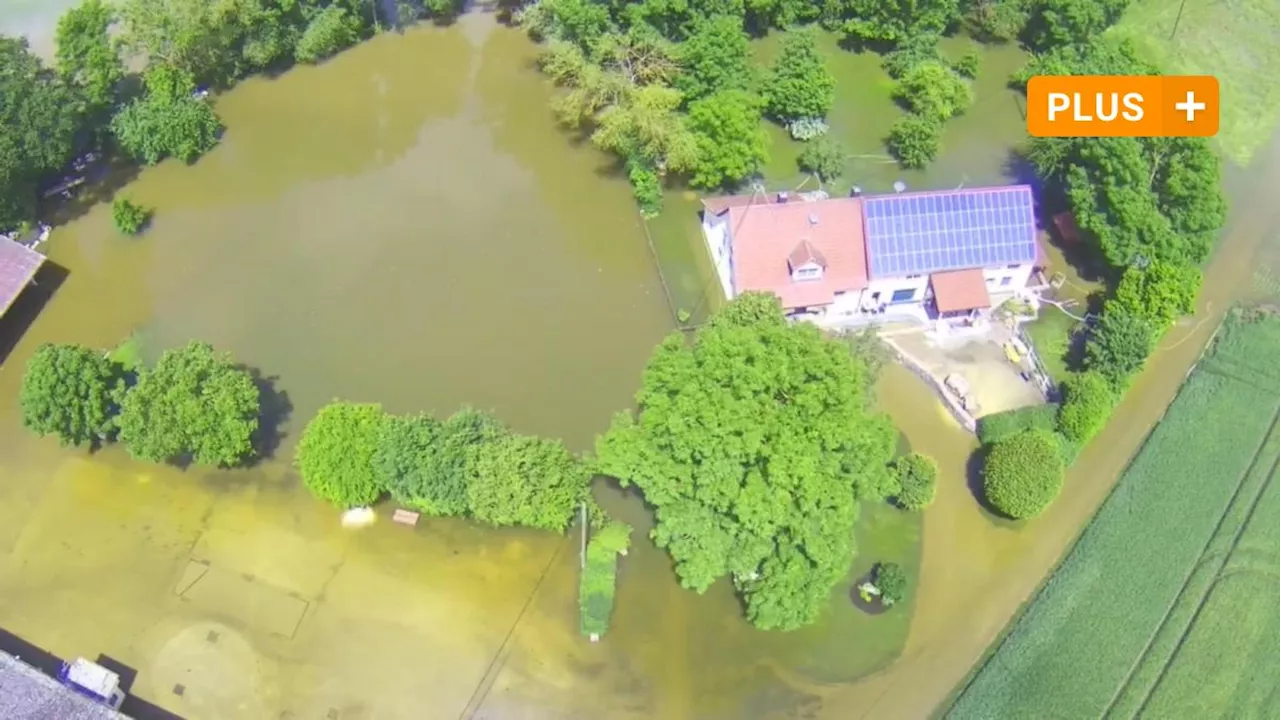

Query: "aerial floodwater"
<box><xmin>3</xmin><ymin>4</ymin><xmax>1279</xmax><ymax>720</ymax></box>
<box><xmin>0</xmin><ymin>12</ymin><xmax>959</xmax><ymax>720</ymax></box>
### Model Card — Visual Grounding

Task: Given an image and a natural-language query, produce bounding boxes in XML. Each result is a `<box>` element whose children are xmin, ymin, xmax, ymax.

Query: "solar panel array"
<box><xmin>863</xmin><ymin>187</ymin><xmax>1037</xmax><ymax>278</ymax></box>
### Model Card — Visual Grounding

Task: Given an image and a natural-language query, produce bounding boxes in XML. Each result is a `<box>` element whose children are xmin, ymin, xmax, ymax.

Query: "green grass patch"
<box><xmin>579</xmin><ymin>521</ymin><xmax>631</xmax><ymax>638</ymax></box>
<box><xmin>950</xmin><ymin>312</ymin><xmax>1280</xmax><ymax>719</ymax></box>
<box><xmin>1021</xmin><ymin>308</ymin><xmax>1079</xmax><ymax>386</ymax></box>
<box><xmin>108</xmin><ymin>332</ymin><xmax>146</xmax><ymax>373</ymax></box>
<box><xmin>1111</xmin><ymin>0</ymin><xmax>1280</xmax><ymax>165</ymax></box>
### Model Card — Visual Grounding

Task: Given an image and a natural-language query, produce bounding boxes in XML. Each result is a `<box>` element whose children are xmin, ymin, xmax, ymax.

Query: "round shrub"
<box><xmin>1057</xmin><ymin>370</ymin><xmax>1115</xmax><ymax>444</ymax></box>
<box><xmin>894</xmin><ymin>452</ymin><xmax>938</xmax><ymax>510</ymax></box>
<box><xmin>983</xmin><ymin>428</ymin><xmax>1065</xmax><ymax>519</ymax></box>
<box><xmin>873</xmin><ymin>562</ymin><xmax>907</xmax><ymax>607</ymax></box>
<box><xmin>296</xmin><ymin>401</ymin><xmax>388</xmax><ymax>508</ymax></box>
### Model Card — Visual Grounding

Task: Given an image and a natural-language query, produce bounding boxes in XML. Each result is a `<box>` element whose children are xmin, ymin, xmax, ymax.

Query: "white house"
<box><xmin>699</xmin><ymin>185</ymin><xmax>1045</xmax><ymax>330</ymax></box>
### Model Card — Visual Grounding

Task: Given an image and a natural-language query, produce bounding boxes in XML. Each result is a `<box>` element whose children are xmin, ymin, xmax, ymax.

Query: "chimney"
<box><xmin>808</xmin><ymin>212</ymin><xmax>819</xmax><ymax>226</ymax></box>
<box><xmin>777</xmin><ymin>192</ymin><xmax>789</xmax><ymax>204</ymax></box>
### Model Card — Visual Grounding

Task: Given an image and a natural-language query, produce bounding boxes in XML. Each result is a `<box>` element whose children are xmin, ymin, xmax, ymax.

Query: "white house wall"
<box><xmin>864</xmin><ymin>274</ymin><xmax>931</xmax><ymax>306</ymax></box>
<box><xmin>700</xmin><ymin>213</ymin><xmax>734</xmax><ymax>299</ymax></box>
<box><xmin>981</xmin><ymin>264</ymin><xmax>1035</xmax><ymax>300</ymax></box>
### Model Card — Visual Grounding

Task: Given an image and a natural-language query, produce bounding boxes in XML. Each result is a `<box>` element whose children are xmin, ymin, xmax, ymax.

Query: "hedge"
<box><xmin>977</xmin><ymin>404</ymin><xmax>1059</xmax><ymax>445</ymax></box>
<box><xmin>579</xmin><ymin>521</ymin><xmax>632</xmax><ymax>638</ymax></box>
<box><xmin>983</xmin><ymin>428</ymin><xmax>1065</xmax><ymax>519</ymax></box>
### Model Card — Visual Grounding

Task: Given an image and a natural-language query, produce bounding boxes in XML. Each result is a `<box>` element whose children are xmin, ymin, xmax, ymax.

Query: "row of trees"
<box><xmin>294</xmin><ymin>402</ymin><xmax>595</xmax><ymax>531</ymax></box>
<box><xmin>2</xmin><ymin>0</ymin><xmax>436</xmax><ymax>234</ymax></box>
<box><xmin>976</xmin><ymin>17</ymin><xmax>1225</xmax><ymax>519</ymax></box>
<box><xmin>20</xmin><ymin>340</ymin><xmax>263</xmax><ymax>467</ymax></box>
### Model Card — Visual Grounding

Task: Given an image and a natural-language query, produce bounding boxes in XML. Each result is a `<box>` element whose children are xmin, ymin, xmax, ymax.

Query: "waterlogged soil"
<box><xmin>0</xmin><ymin>16</ymin><xmax>929</xmax><ymax>720</ymax></box>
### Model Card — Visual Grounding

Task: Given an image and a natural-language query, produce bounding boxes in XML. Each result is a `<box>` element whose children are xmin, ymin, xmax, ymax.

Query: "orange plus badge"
<box><xmin>1026</xmin><ymin>75</ymin><xmax>1219</xmax><ymax>138</ymax></box>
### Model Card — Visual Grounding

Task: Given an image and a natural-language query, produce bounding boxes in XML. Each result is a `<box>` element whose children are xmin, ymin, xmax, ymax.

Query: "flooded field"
<box><xmin>1</xmin><ymin>7</ymin><xmax>1278</xmax><ymax>719</ymax></box>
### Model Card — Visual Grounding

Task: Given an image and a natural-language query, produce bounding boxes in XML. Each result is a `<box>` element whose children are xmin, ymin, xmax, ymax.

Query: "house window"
<box><xmin>1006</xmin><ymin>264</ymin><xmax>1020</xmax><ymax>270</ymax></box>
<box><xmin>1000</xmin><ymin>276</ymin><xmax>1013</xmax><ymax>286</ymax></box>
<box><xmin>834</xmin><ymin>291</ymin><xmax>846</xmax><ymax>298</ymax></box>
<box><xmin>890</xmin><ymin>288</ymin><xmax>916</xmax><ymax>303</ymax></box>
<box><xmin>906</xmin><ymin>274</ymin><xmax>922</xmax><ymax>279</ymax></box>
<box><xmin>793</xmin><ymin>266</ymin><xmax>822</xmax><ymax>281</ymax></box>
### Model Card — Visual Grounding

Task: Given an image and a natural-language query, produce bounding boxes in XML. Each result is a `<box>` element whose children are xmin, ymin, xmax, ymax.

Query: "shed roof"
<box><xmin>0</xmin><ymin>653</ymin><xmax>128</xmax><ymax>720</ymax></box>
<box><xmin>931</xmin><ymin>269</ymin><xmax>991</xmax><ymax>313</ymax></box>
<box><xmin>0</xmin><ymin>238</ymin><xmax>45</xmax><ymax>319</ymax></box>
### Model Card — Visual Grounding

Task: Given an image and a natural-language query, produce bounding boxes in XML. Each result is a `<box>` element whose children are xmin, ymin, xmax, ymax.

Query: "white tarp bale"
<box><xmin>67</xmin><ymin>659</ymin><xmax>119</xmax><ymax>698</ymax></box>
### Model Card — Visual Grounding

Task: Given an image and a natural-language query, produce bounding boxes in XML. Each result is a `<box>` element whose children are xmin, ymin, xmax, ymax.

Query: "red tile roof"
<box><xmin>726</xmin><ymin>197</ymin><xmax>868</xmax><ymax>310</ymax></box>
<box><xmin>787</xmin><ymin>240</ymin><xmax>826</xmax><ymax>270</ymax></box>
<box><xmin>0</xmin><ymin>238</ymin><xmax>45</xmax><ymax>319</ymax></box>
<box><xmin>931</xmin><ymin>269</ymin><xmax>991</xmax><ymax>313</ymax></box>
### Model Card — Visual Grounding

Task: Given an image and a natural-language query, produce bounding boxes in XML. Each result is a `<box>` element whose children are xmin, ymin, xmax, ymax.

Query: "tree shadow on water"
<box><xmin>0</xmin><ymin>262</ymin><xmax>69</xmax><ymax>367</ymax></box>
<box><xmin>241</xmin><ymin>366</ymin><xmax>293</xmax><ymax>465</ymax></box>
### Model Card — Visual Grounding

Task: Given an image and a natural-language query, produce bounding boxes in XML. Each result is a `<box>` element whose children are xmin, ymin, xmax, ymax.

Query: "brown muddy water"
<box><xmin>0</xmin><ymin>16</ymin><xmax>940</xmax><ymax>720</ymax></box>
<box><xmin>1</xmin><ymin>11</ymin><xmax>1276</xmax><ymax>720</ymax></box>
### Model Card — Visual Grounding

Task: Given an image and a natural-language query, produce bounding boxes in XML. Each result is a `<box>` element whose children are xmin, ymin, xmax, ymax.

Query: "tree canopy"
<box><xmin>762</xmin><ymin>29</ymin><xmax>835</xmax><ymax>123</ymax></box>
<box><xmin>117</xmin><ymin>341</ymin><xmax>261</xmax><ymax>466</ymax></box>
<box><xmin>111</xmin><ymin>65</ymin><xmax>224</xmax><ymax>165</ymax></box>
<box><xmin>0</xmin><ymin>38</ymin><xmax>80</xmax><ymax>231</ymax></box>
<box><xmin>675</xmin><ymin>15</ymin><xmax>754</xmax><ymax>103</ymax></box>
<box><xmin>55</xmin><ymin>0</ymin><xmax>125</xmax><ymax>117</ymax></box>
<box><xmin>596</xmin><ymin>292</ymin><xmax>896</xmax><ymax>631</ymax></box>
<box><xmin>466</xmin><ymin>431</ymin><xmax>591</xmax><ymax>532</ymax></box>
<box><xmin>893</xmin><ymin>452</ymin><xmax>938</xmax><ymax>511</ymax></box>
<box><xmin>296</xmin><ymin>401</ymin><xmax>389</xmax><ymax>507</ymax></box>
<box><xmin>687</xmin><ymin>89</ymin><xmax>770</xmax><ymax>189</ymax></box>
<box><xmin>19</xmin><ymin>343</ymin><xmax>122</xmax><ymax>448</ymax></box>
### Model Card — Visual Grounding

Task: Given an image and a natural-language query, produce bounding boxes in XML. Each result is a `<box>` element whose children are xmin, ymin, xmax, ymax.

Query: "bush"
<box><xmin>117</xmin><ymin>341</ymin><xmax>260</xmax><ymax>467</ymax></box>
<box><xmin>892</xmin><ymin>61</ymin><xmax>972</xmax><ymax>122</ymax></box>
<box><xmin>881</xmin><ymin>33</ymin><xmax>942</xmax><ymax>79</ymax></box>
<box><xmin>627</xmin><ymin>159</ymin><xmax>662</xmax><ymax>217</ymax></box>
<box><xmin>111</xmin><ymin>198</ymin><xmax>152</xmax><ymax>235</ymax></box>
<box><xmin>978</xmin><ymin>404</ymin><xmax>1060</xmax><ymax>445</ymax></box>
<box><xmin>798</xmin><ymin>135</ymin><xmax>845</xmax><ymax>182</ymax></box>
<box><xmin>110</xmin><ymin>66</ymin><xmax>222</xmax><ymax>165</ymax></box>
<box><xmin>893</xmin><ymin>452</ymin><xmax>938</xmax><ymax>510</ymax></box>
<box><xmin>294</xmin><ymin>6</ymin><xmax>359</xmax><ymax>64</ymax></box>
<box><xmin>19</xmin><ymin>343</ymin><xmax>122</xmax><ymax>447</ymax></box>
<box><xmin>874</xmin><ymin>561</ymin><xmax>907</xmax><ymax>607</ymax></box>
<box><xmin>984</xmin><ymin>428</ymin><xmax>1066</xmax><ymax>519</ymax></box>
<box><xmin>1057</xmin><ymin>370</ymin><xmax>1114</xmax><ymax>444</ymax></box>
<box><xmin>887</xmin><ymin>114</ymin><xmax>942</xmax><ymax>169</ymax></box>
<box><xmin>953</xmin><ymin>50</ymin><xmax>981</xmax><ymax>79</ymax></box>
<box><xmin>1087</xmin><ymin>307</ymin><xmax>1157</xmax><ymax>390</ymax></box>
<box><xmin>762</xmin><ymin>29</ymin><xmax>835</xmax><ymax>122</ymax></box>
<box><xmin>296</xmin><ymin>401</ymin><xmax>389</xmax><ymax>507</ymax></box>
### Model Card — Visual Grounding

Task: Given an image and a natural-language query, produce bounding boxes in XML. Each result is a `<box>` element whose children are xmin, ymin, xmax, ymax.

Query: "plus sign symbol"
<box><xmin>1163</xmin><ymin>76</ymin><xmax>1219</xmax><ymax>137</ymax></box>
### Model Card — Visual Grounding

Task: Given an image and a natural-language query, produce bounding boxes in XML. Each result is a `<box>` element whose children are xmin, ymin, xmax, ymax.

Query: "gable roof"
<box><xmin>861</xmin><ymin>185</ymin><xmax>1038</xmax><ymax>278</ymax></box>
<box><xmin>726</xmin><ymin>197</ymin><xmax>868</xmax><ymax>310</ymax></box>
<box><xmin>0</xmin><ymin>238</ymin><xmax>45</xmax><ymax>320</ymax></box>
<box><xmin>787</xmin><ymin>240</ymin><xmax>826</xmax><ymax>271</ymax></box>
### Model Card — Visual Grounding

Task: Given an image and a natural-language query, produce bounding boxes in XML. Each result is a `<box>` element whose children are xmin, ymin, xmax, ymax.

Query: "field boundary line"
<box><xmin>1126</xmin><ymin>417</ymin><xmax>1280</xmax><ymax>717</ymax></box>
<box><xmin>1101</xmin><ymin>398</ymin><xmax>1280</xmax><ymax>718</ymax></box>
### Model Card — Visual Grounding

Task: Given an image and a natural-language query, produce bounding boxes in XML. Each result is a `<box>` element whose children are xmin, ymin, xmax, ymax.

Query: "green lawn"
<box><xmin>1021</xmin><ymin>307</ymin><xmax>1077</xmax><ymax>386</ymax></box>
<box><xmin>1111</xmin><ymin>0</ymin><xmax>1280</xmax><ymax>166</ymax></box>
<box><xmin>950</xmin><ymin>310</ymin><xmax>1280</xmax><ymax>719</ymax></box>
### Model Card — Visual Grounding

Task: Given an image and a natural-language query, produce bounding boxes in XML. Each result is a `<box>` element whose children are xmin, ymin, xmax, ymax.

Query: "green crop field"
<box><xmin>950</xmin><ymin>309</ymin><xmax>1280</xmax><ymax>719</ymax></box>
<box><xmin>1111</xmin><ymin>0</ymin><xmax>1280</xmax><ymax>166</ymax></box>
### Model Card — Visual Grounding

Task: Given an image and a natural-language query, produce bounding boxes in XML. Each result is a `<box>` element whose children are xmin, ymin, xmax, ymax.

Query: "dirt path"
<box><xmin>814</xmin><ymin>133</ymin><xmax>1280</xmax><ymax>719</ymax></box>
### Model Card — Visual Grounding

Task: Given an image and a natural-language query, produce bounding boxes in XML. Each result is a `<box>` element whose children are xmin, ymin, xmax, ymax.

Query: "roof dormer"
<box><xmin>788</xmin><ymin>240</ymin><xmax>826</xmax><ymax>283</ymax></box>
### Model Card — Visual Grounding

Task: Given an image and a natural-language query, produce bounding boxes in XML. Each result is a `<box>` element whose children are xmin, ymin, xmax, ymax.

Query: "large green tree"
<box><xmin>117</xmin><ymin>341</ymin><xmax>261</xmax><ymax>466</ymax></box>
<box><xmin>596</xmin><ymin>292</ymin><xmax>897</xmax><ymax>631</ymax></box>
<box><xmin>0</xmin><ymin>37</ymin><xmax>80</xmax><ymax>231</ymax></box>
<box><xmin>687</xmin><ymin>88</ymin><xmax>769</xmax><ymax>189</ymax></box>
<box><xmin>111</xmin><ymin>65</ymin><xmax>224</xmax><ymax>164</ymax></box>
<box><xmin>1086</xmin><ymin>307</ymin><xmax>1156</xmax><ymax>389</ymax></box>
<box><xmin>19</xmin><ymin>343</ymin><xmax>122</xmax><ymax>447</ymax></box>
<box><xmin>1110</xmin><ymin>260</ymin><xmax>1201</xmax><ymax>332</ymax></box>
<box><xmin>892</xmin><ymin>61</ymin><xmax>971</xmax><ymax>122</ymax></box>
<box><xmin>675</xmin><ymin>15</ymin><xmax>753</xmax><ymax>103</ymax></box>
<box><xmin>983</xmin><ymin>428</ymin><xmax>1065</xmax><ymax>519</ymax></box>
<box><xmin>296</xmin><ymin>401</ymin><xmax>388</xmax><ymax>507</ymax></box>
<box><xmin>761</xmin><ymin>29</ymin><xmax>835</xmax><ymax>123</ymax></box>
<box><xmin>55</xmin><ymin>0</ymin><xmax>125</xmax><ymax>118</ymax></box>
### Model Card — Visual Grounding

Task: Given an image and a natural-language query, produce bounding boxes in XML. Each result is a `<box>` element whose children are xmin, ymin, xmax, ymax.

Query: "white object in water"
<box><xmin>67</xmin><ymin>658</ymin><xmax>125</xmax><ymax>709</ymax></box>
<box><xmin>341</xmin><ymin>507</ymin><xmax>376</xmax><ymax>528</ymax></box>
